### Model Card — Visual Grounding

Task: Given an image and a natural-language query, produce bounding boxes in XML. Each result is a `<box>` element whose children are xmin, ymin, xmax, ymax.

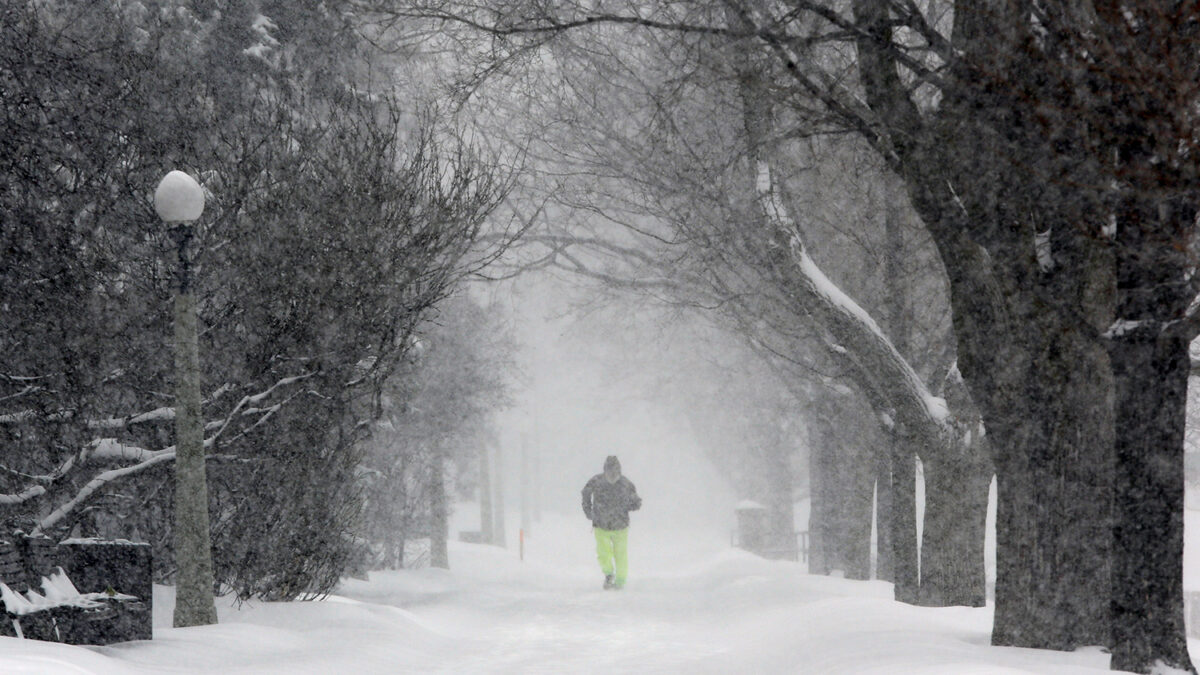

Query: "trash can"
<box><xmin>735</xmin><ymin>501</ymin><xmax>769</xmax><ymax>555</ymax></box>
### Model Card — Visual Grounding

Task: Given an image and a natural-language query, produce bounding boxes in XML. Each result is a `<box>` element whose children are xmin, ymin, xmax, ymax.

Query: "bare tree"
<box><xmin>363</xmin><ymin>2</ymin><xmax>1200</xmax><ymax>669</ymax></box>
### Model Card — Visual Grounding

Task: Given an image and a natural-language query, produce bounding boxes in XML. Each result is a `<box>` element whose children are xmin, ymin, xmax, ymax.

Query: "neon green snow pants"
<box><xmin>594</xmin><ymin>527</ymin><xmax>629</xmax><ymax>585</ymax></box>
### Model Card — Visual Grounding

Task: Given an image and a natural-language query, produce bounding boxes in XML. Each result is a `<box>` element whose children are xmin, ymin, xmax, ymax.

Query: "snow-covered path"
<box><xmin>1</xmin><ymin>511</ymin><xmax>1195</xmax><ymax>673</ymax></box>
<box><xmin>326</xmin><ymin>514</ymin><xmax>1120</xmax><ymax>674</ymax></box>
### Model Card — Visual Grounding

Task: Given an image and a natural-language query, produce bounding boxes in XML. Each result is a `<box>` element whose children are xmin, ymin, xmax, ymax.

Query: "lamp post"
<box><xmin>154</xmin><ymin>170</ymin><xmax>218</xmax><ymax>627</ymax></box>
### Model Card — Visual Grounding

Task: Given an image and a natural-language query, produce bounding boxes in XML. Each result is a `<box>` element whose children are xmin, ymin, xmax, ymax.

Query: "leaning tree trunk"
<box><xmin>429</xmin><ymin>455</ymin><xmax>449</xmax><ymax>569</ymax></box>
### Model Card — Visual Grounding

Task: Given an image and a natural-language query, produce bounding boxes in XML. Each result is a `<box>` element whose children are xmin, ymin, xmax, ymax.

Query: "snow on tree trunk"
<box><xmin>756</xmin><ymin>160</ymin><xmax>986</xmax><ymax>601</ymax></box>
<box><xmin>733</xmin><ymin>17</ymin><xmax>978</xmax><ymax>598</ymax></box>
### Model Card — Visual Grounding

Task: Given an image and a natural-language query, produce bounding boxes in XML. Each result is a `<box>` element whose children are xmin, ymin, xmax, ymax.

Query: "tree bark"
<box><xmin>492</xmin><ymin>443</ymin><xmax>506</xmax><ymax>548</ymax></box>
<box><xmin>429</xmin><ymin>455</ymin><xmax>449</xmax><ymax>569</ymax></box>
<box><xmin>918</xmin><ymin>450</ymin><xmax>989</xmax><ymax>607</ymax></box>
<box><xmin>766</xmin><ymin>444</ymin><xmax>798</xmax><ymax>561</ymax></box>
<box><xmin>874</xmin><ymin>449</ymin><xmax>894</xmax><ymax>583</ymax></box>
<box><xmin>988</xmin><ymin>325</ymin><xmax>1114</xmax><ymax>649</ymax></box>
<box><xmin>807</xmin><ymin>435</ymin><xmax>833</xmax><ymax>575</ymax></box>
<box><xmin>889</xmin><ymin>438</ymin><xmax>919</xmax><ymax>602</ymax></box>
<box><xmin>877</xmin><ymin>174</ymin><xmax>908</xmax><ymax>586</ymax></box>
<box><xmin>479</xmin><ymin>443</ymin><xmax>493</xmax><ymax>545</ymax></box>
<box><xmin>1106</xmin><ymin>187</ymin><xmax>1197</xmax><ymax>673</ymax></box>
<box><xmin>1108</xmin><ymin>331</ymin><xmax>1193</xmax><ymax>673</ymax></box>
<box><xmin>807</xmin><ymin>417</ymin><xmax>875</xmax><ymax>578</ymax></box>
<box><xmin>834</xmin><ymin>444</ymin><xmax>874</xmax><ymax>580</ymax></box>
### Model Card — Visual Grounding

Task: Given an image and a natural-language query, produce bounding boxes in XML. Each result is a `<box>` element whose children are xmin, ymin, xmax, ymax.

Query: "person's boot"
<box><xmin>603</xmin><ymin>574</ymin><xmax>615</xmax><ymax>590</ymax></box>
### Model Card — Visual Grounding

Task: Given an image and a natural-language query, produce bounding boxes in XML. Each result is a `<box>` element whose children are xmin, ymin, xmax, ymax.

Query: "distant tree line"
<box><xmin>359</xmin><ymin>291</ymin><xmax>514</xmax><ymax>572</ymax></box>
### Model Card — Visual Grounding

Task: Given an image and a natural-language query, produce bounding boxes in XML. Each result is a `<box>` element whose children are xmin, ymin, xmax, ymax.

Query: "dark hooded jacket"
<box><xmin>582</xmin><ymin>460</ymin><xmax>642</xmax><ymax>530</ymax></box>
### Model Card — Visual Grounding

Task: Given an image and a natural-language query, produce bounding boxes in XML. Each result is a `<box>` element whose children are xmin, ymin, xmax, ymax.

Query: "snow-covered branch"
<box><xmin>0</xmin><ymin>372</ymin><xmax>312</xmax><ymax>529</ymax></box>
<box><xmin>0</xmin><ymin>486</ymin><xmax>47</xmax><ymax>506</ymax></box>
<box><xmin>88</xmin><ymin>407</ymin><xmax>175</xmax><ymax>430</ymax></box>
<box><xmin>32</xmin><ymin>451</ymin><xmax>178</xmax><ymax>535</ymax></box>
<box><xmin>88</xmin><ymin>438</ymin><xmax>162</xmax><ymax>463</ymax></box>
<box><xmin>207</xmin><ymin>371</ymin><xmax>314</xmax><ymax>443</ymax></box>
<box><xmin>754</xmin><ymin>160</ymin><xmax>953</xmax><ymax>443</ymax></box>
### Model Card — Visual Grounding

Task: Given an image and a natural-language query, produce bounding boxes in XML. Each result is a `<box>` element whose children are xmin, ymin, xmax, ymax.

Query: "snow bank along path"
<box><xmin>0</xmin><ymin>510</ymin><xmax>1197</xmax><ymax>673</ymax></box>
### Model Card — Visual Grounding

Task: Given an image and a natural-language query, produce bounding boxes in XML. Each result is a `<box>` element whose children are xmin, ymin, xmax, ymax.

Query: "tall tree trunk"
<box><xmin>807</xmin><ymin>418</ymin><xmax>874</xmax><ymax>577</ymax></box>
<box><xmin>479</xmin><ymin>443</ymin><xmax>493</xmax><ymax>545</ymax></box>
<box><xmin>1106</xmin><ymin>190</ymin><xmax>1196</xmax><ymax>673</ymax></box>
<box><xmin>492</xmin><ymin>443</ymin><xmax>506</xmax><ymax>548</ymax></box>
<box><xmin>877</xmin><ymin>185</ymin><xmax>906</xmax><ymax>587</ymax></box>
<box><xmin>874</xmin><ymin>450</ymin><xmax>893</xmax><ymax>582</ymax></box>
<box><xmin>429</xmin><ymin>455</ymin><xmax>449</xmax><ymax>569</ymax></box>
<box><xmin>855</xmin><ymin>0</ymin><xmax>1115</xmax><ymax>644</ymax></box>
<box><xmin>890</xmin><ymin>436</ymin><xmax>919</xmax><ymax>603</ymax></box>
<box><xmin>808</xmin><ymin>435</ymin><xmax>833</xmax><ymax>575</ymax></box>
<box><xmin>834</xmin><ymin>443</ymin><xmax>874</xmax><ymax>580</ymax></box>
<box><xmin>766</xmin><ymin>445</ymin><xmax>797</xmax><ymax>561</ymax></box>
<box><xmin>1108</xmin><ymin>331</ymin><xmax>1193</xmax><ymax>673</ymax></box>
<box><xmin>520</xmin><ymin>433</ymin><xmax>531</xmax><ymax>536</ymax></box>
<box><xmin>990</xmin><ymin>326</ymin><xmax>1114</xmax><ymax>649</ymax></box>
<box><xmin>918</xmin><ymin>450</ymin><xmax>989</xmax><ymax>607</ymax></box>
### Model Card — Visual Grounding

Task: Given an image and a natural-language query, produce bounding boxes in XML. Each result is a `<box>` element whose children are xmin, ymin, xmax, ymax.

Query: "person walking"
<box><xmin>581</xmin><ymin>455</ymin><xmax>642</xmax><ymax>590</ymax></box>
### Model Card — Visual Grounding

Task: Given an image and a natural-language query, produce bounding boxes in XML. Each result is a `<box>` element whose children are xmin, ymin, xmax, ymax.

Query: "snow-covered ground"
<box><xmin>0</xmin><ymin>507</ymin><xmax>1197</xmax><ymax>673</ymax></box>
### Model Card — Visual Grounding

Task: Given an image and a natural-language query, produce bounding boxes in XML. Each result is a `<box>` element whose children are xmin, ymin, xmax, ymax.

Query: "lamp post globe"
<box><xmin>154</xmin><ymin>170</ymin><xmax>205</xmax><ymax>223</ymax></box>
